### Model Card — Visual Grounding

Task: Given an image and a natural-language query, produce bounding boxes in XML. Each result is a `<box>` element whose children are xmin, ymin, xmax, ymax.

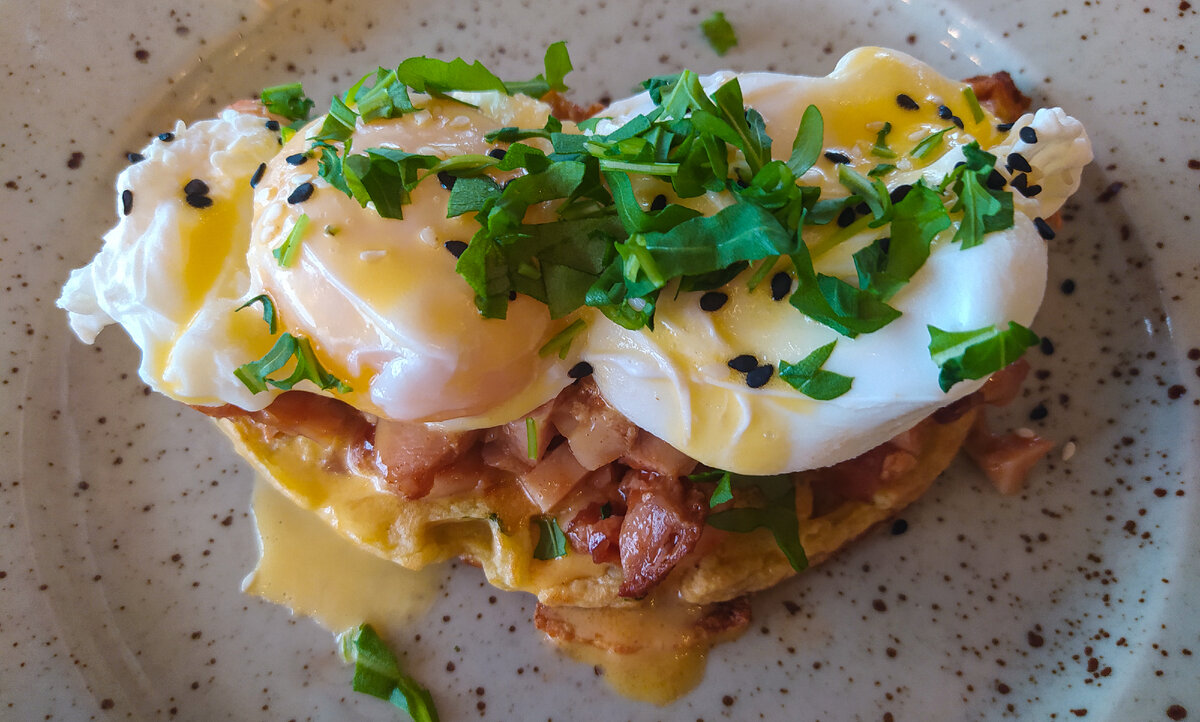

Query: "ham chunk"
<box><xmin>621</xmin><ymin>431</ymin><xmax>698</xmax><ymax>477</ymax></box>
<box><xmin>964</xmin><ymin>413</ymin><xmax>1054</xmax><ymax>495</ymax></box>
<box><xmin>617</xmin><ymin>471</ymin><xmax>706</xmax><ymax>598</ymax></box>
<box><xmin>517</xmin><ymin>442</ymin><xmax>591</xmax><ymax>512</ymax></box>
<box><xmin>194</xmin><ymin>391</ymin><xmax>372</xmax><ymax>447</ymax></box>
<box><xmin>481</xmin><ymin>398</ymin><xmax>557</xmax><ymax>473</ymax></box>
<box><xmin>551</xmin><ymin>379</ymin><xmax>637</xmax><ymax>470</ymax></box>
<box><xmin>374</xmin><ymin>420</ymin><xmax>480</xmax><ymax>499</ymax></box>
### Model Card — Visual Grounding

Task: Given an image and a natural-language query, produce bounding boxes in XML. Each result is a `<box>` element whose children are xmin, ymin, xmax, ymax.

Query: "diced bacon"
<box><xmin>565</xmin><ymin>502</ymin><xmax>624</xmax><ymax>564</ymax></box>
<box><xmin>979</xmin><ymin>359</ymin><xmax>1030</xmax><ymax>407</ymax></box>
<box><xmin>617</xmin><ymin>471</ymin><xmax>706</xmax><ymax>598</ymax></box>
<box><xmin>809</xmin><ymin>441</ymin><xmax>919</xmax><ymax>504</ymax></box>
<box><xmin>964</xmin><ymin>412</ymin><xmax>1055</xmax><ymax>495</ymax></box>
<box><xmin>198</xmin><ymin>391</ymin><xmax>373</xmax><ymax>446</ymax></box>
<box><xmin>518</xmin><ymin>442</ymin><xmax>591</xmax><ymax>512</ymax></box>
<box><xmin>964</xmin><ymin>71</ymin><xmax>1031</xmax><ymax>122</ymax></box>
<box><xmin>374</xmin><ymin>420</ymin><xmax>480</xmax><ymax>499</ymax></box>
<box><xmin>540</xmin><ymin>91</ymin><xmax>604</xmax><ymax>122</ymax></box>
<box><xmin>425</xmin><ymin>448</ymin><xmax>497</xmax><ymax>500</ymax></box>
<box><xmin>621</xmin><ymin>431</ymin><xmax>698</xmax><ymax>477</ymax></box>
<box><xmin>225</xmin><ymin>98</ymin><xmax>277</xmax><ymax>120</ymax></box>
<box><xmin>551</xmin><ymin>380</ymin><xmax>638</xmax><ymax>470</ymax></box>
<box><xmin>481</xmin><ymin>398</ymin><xmax>557</xmax><ymax>473</ymax></box>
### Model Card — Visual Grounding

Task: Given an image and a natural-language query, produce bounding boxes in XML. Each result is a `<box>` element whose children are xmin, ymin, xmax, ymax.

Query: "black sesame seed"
<box><xmin>1029</xmin><ymin>403</ymin><xmax>1048</xmax><ymax>421</ymax></box>
<box><xmin>287</xmin><ymin>182</ymin><xmax>314</xmax><ymax>204</ymax></box>
<box><xmin>888</xmin><ymin>184</ymin><xmax>912</xmax><ymax>204</ymax></box>
<box><xmin>1018</xmin><ymin>182</ymin><xmax>1043</xmax><ymax>198</ymax></box>
<box><xmin>699</xmin><ymin>291</ymin><xmax>728</xmax><ymax>312</ymax></box>
<box><xmin>950</xmin><ymin>115</ymin><xmax>964</xmax><ymax>130</ymax></box>
<box><xmin>508</xmin><ymin>290</ymin><xmax>517</xmax><ymax>301</ymax></box>
<box><xmin>437</xmin><ymin>171</ymin><xmax>457</xmax><ymax>190</ymax></box>
<box><xmin>265</xmin><ymin>120</ymin><xmax>281</xmax><ymax>131</ymax></box>
<box><xmin>995</xmin><ymin>122</ymin><xmax>1014</xmax><ymax>132</ymax></box>
<box><xmin>158</xmin><ymin>132</ymin><xmax>175</xmax><ymax>142</ymax></box>
<box><xmin>891</xmin><ymin>519</ymin><xmax>909</xmax><ymax>536</ymax></box>
<box><xmin>937</xmin><ymin>104</ymin><xmax>953</xmax><ymax>119</ymax></box>
<box><xmin>1060</xmin><ymin>279</ymin><xmax>1076</xmax><ymax>295</ymax></box>
<box><xmin>770</xmin><ymin>272</ymin><xmax>792</xmax><ymax>301</ymax></box>
<box><xmin>985</xmin><ymin>169</ymin><xmax>1006</xmax><ymax>190</ymax></box>
<box><xmin>1010</xmin><ymin>173</ymin><xmax>1029</xmax><ymax>192</ymax></box>
<box><xmin>823</xmin><ymin>150</ymin><xmax>851</xmax><ymax>164</ymax></box>
<box><xmin>1040</xmin><ymin>337</ymin><xmax>1055</xmax><ymax>355</ymax></box>
<box><xmin>1006</xmin><ymin>152</ymin><xmax>1032</xmax><ymax>174</ymax></box>
<box><xmin>836</xmin><ymin>207</ymin><xmax>857</xmax><ymax>228</ymax></box>
<box><xmin>746</xmin><ymin>364</ymin><xmax>774</xmax><ymax>388</ymax></box>
<box><xmin>488</xmin><ymin>147</ymin><xmax>507</xmax><ymax>160</ymax></box>
<box><xmin>854</xmin><ymin>202</ymin><xmax>870</xmax><ymax>216</ymax></box>
<box><xmin>1033</xmin><ymin>217</ymin><xmax>1056</xmax><ymax>240</ymax></box>
<box><xmin>728</xmin><ymin>354</ymin><xmax>758</xmax><ymax>373</ymax></box>
<box><xmin>735</xmin><ymin>178</ymin><xmax>750</xmax><ymax>189</ymax></box>
<box><xmin>650</xmin><ymin>194</ymin><xmax>667</xmax><ymax>212</ymax></box>
<box><xmin>444</xmin><ymin>240</ymin><xmax>468</xmax><ymax>258</ymax></box>
<box><xmin>121</xmin><ymin>189</ymin><xmax>133</xmax><ymax>216</ymax></box>
<box><xmin>896</xmin><ymin>93</ymin><xmax>919</xmax><ymax>111</ymax></box>
<box><xmin>567</xmin><ymin>361</ymin><xmax>594</xmax><ymax>379</ymax></box>
<box><xmin>183</xmin><ymin>178</ymin><xmax>209</xmax><ymax>196</ymax></box>
<box><xmin>126</xmin><ymin>152</ymin><xmax>145</xmax><ymax>164</ymax></box>
<box><xmin>285</xmin><ymin>153</ymin><xmax>309</xmax><ymax>166</ymax></box>
<box><xmin>250</xmin><ymin>162</ymin><xmax>266</xmax><ymax>188</ymax></box>
<box><xmin>1019</xmin><ymin>126</ymin><xmax>1038</xmax><ymax>144</ymax></box>
<box><xmin>185</xmin><ymin>193</ymin><xmax>213</xmax><ymax>209</ymax></box>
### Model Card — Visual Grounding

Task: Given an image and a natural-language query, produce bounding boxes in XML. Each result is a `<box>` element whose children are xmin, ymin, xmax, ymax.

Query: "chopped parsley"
<box><xmin>533</xmin><ymin>517</ymin><xmax>568</xmax><ymax>559</ymax></box>
<box><xmin>928</xmin><ymin>321</ymin><xmax>1039</xmax><ymax>392</ymax></box>
<box><xmin>234</xmin><ymin>333</ymin><xmax>350</xmax><ymax>394</ymax></box>
<box><xmin>260</xmin><ymin>82</ymin><xmax>315</xmax><ymax>122</ymax></box>
<box><xmin>235</xmin><ymin>294</ymin><xmax>277</xmax><ymax>334</ymax></box>
<box><xmin>704</xmin><ymin>472</ymin><xmax>808</xmax><ymax>572</ymax></box>
<box><xmin>779</xmin><ymin>341</ymin><xmax>853</xmax><ymax>400</ymax></box>
<box><xmin>700</xmin><ymin>12</ymin><xmax>738</xmax><ymax>56</ymax></box>
<box><xmin>339</xmin><ymin>624</ymin><xmax>439</xmax><ymax>722</ymax></box>
<box><xmin>273</xmin><ymin>213</ymin><xmax>310</xmax><ymax>267</ymax></box>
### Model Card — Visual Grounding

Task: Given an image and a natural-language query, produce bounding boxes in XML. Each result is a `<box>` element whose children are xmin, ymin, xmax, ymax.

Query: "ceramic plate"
<box><xmin>2</xmin><ymin>0</ymin><xmax>1197</xmax><ymax>719</ymax></box>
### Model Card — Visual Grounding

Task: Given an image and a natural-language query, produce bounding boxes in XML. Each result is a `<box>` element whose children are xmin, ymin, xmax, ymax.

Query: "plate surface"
<box><xmin>2</xmin><ymin>0</ymin><xmax>1198</xmax><ymax>719</ymax></box>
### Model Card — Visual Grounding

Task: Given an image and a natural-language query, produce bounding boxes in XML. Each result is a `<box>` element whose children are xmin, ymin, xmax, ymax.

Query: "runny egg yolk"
<box><xmin>247</xmin><ymin>93</ymin><xmax>579</xmax><ymax>426</ymax></box>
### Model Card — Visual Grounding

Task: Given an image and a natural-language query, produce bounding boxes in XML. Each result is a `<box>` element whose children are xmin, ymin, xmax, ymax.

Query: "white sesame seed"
<box><xmin>417</xmin><ymin>145</ymin><xmax>438</xmax><ymax>156</ymax></box>
<box><xmin>449</xmin><ymin>115</ymin><xmax>471</xmax><ymax>129</ymax></box>
<box><xmin>418</xmin><ymin>226</ymin><xmax>438</xmax><ymax>246</ymax></box>
<box><xmin>1061</xmin><ymin>441</ymin><xmax>1077</xmax><ymax>462</ymax></box>
<box><xmin>1014</xmin><ymin>427</ymin><xmax>1036</xmax><ymax>439</ymax></box>
<box><xmin>359</xmin><ymin>250</ymin><xmax>387</xmax><ymax>262</ymax></box>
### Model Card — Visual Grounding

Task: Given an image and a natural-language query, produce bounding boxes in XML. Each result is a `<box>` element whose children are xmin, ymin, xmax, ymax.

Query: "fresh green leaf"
<box><xmin>779</xmin><ymin>341</ymin><xmax>853</xmax><ymax>400</ymax></box>
<box><xmin>340</xmin><ymin>624</ymin><xmax>439</xmax><ymax>722</ymax></box>
<box><xmin>700</xmin><ymin>11</ymin><xmax>738</xmax><ymax>56</ymax></box>
<box><xmin>708</xmin><ymin>472</ymin><xmax>733</xmax><ymax>507</ymax></box>
<box><xmin>911</xmin><ymin>126</ymin><xmax>954</xmax><ymax>160</ymax></box>
<box><xmin>787</xmin><ymin>104</ymin><xmax>823</xmax><ymax>176</ymax></box>
<box><xmin>270</xmin><ymin>336</ymin><xmax>352</xmax><ymax>393</ymax></box>
<box><xmin>706</xmin><ymin>473</ymin><xmax>807</xmax><ymax>572</ymax></box>
<box><xmin>394</xmin><ymin>56</ymin><xmax>507</xmax><ymax>96</ymax></box>
<box><xmin>837</xmin><ymin>164</ymin><xmax>891</xmax><ymax>223</ymax></box>
<box><xmin>273</xmin><ymin>214</ymin><xmax>310</xmax><ymax>267</ymax></box>
<box><xmin>538</xmin><ymin>318</ymin><xmax>587</xmax><ymax>359</ymax></box>
<box><xmin>870</xmin><ymin>122</ymin><xmax>897</xmax><ymax>158</ymax></box>
<box><xmin>343</xmin><ymin>149</ymin><xmax>440</xmax><ymax>219</ymax></box>
<box><xmin>788</xmin><ymin>241</ymin><xmax>902</xmax><ymax>338</ymax></box>
<box><xmin>533</xmin><ymin>517</ymin><xmax>568</xmax><ymax>559</ymax></box>
<box><xmin>867</xmin><ymin>163</ymin><xmax>896</xmax><ymax>178</ymax></box>
<box><xmin>233</xmin><ymin>333</ymin><xmax>297</xmax><ymax>394</ymax></box>
<box><xmin>357</xmin><ymin>70</ymin><xmax>418</xmax><ymax>121</ymax></box>
<box><xmin>853</xmin><ymin>182</ymin><xmax>950</xmax><ymax>300</ymax></box>
<box><xmin>313</xmin><ymin>95</ymin><xmax>358</xmax><ymax>143</ymax></box>
<box><xmin>233</xmin><ymin>332</ymin><xmax>351</xmax><ymax>395</ymax></box>
<box><xmin>928</xmin><ymin>321</ymin><xmax>1039</xmax><ymax>392</ymax></box>
<box><xmin>503</xmin><ymin>41</ymin><xmax>573</xmax><ymax>97</ymax></box>
<box><xmin>235</xmin><ymin>294</ymin><xmax>277</xmax><ymax>334</ymax></box>
<box><xmin>260</xmin><ymin>82</ymin><xmax>314</xmax><ymax>122</ymax></box>
<box><xmin>446</xmin><ymin>176</ymin><xmax>502</xmax><ymax>217</ymax></box>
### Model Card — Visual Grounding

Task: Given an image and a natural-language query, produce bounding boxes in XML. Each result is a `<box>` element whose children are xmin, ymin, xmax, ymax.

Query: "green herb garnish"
<box><xmin>533</xmin><ymin>517</ymin><xmax>568</xmax><ymax>560</ymax></box>
<box><xmin>962</xmin><ymin>85</ymin><xmax>985</xmax><ymax>124</ymax></box>
<box><xmin>779</xmin><ymin>341</ymin><xmax>853</xmax><ymax>400</ymax></box>
<box><xmin>234</xmin><ymin>333</ymin><xmax>350</xmax><ymax>394</ymax></box>
<box><xmin>700</xmin><ymin>11</ymin><xmax>738</xmax><ymax>56</ymax></box>
<box><xmin>911</xmin><ymin>126</ymin><xmax>954</xmax><ymax>160</ymax></box>
<box><xmin>706</xmin><ymin>473</ymin><xmax>807</xmax><ymax>572</ymax></box>
<box><xmin>928</xmin><ymin>321</ymin><xmax>1039</xmax><ymax>392</ymax></box>
<box><xmin>339</xmin><ymin>624</ymin><xmax>439</xmax><ymax>722</ymax></box>
<box><xmin>947</xmin><ymin>142</ymin><xmax>1013</xmax><ymax>249</ymax></box>
<box><xmin>235</xmin><ymin>294</ymin><xmax>277</xmax><ymax>334</ymax></box>
<box><xmin>260</xmin><ymin>82</ymin><xmax>314</xmax><ymax>122</ymax></box>
<box><xmin>273</xmin><ymin>214</ymin><xmax>310</xmax><ymax>267</ymax></box>
<box><xmin>525</xmin><ymin>417</ymin><xmax>538</xmax><ymax>460</ymax></box>
<box><xmin>870</xmin><ymin>121</ymin><xmax>897</xmax><ymax>158</ymax></box>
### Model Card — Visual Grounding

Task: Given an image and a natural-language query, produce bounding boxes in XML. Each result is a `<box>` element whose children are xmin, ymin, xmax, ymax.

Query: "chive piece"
<box><xmin>273</xmin><ymin>214</ymin><xmax>310</xmax><ymax>267</ymax></box>
<box><xmin>868</xmin><ymin>163</ymin><xmax>896</xmax><ymax>178</ymax></box>
<box><xmin>538</xmin><ymin>318</ymin><xmax>587</xmax><ymax>359</ymax></box>
<box><xmin>870</xmin><ymin>122</ymin><xmax>897</xmax><ymax>158</ymax></box>
<box><xmin>525</xmin><ymin>417</ymin><xmax>538</xmax><ymax>460</ymax></box>
<box><xmin>911</xmin><ymin>127</ymin><xmax>954</xmax><ymax>160</ymax></box>
<box><xmin>962</xmin><ymin>86</ymin><xmax>985</xmax><ymax>124</ymax></box>
<box><xmin>533</xmin><ymin>517</ymin><xmax>568</xmax><ymax>560</ymax></box>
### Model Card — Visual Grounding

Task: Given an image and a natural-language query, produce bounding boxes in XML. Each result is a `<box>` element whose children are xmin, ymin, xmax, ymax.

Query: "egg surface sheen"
<box><xmin>584</xmin><ymin>48</ymin><xmax>1091</xmax><ymax>475</ymax></box>
<box><xmin>248</xmin><ymin>93</ymin><xmax>576</xmax><ymax>426</ymax></box>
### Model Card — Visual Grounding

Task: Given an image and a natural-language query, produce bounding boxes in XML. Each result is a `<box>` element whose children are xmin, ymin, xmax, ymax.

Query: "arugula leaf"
<box><xmin>233</xmin><ymin>333</ymin><xmax>351</xmax><ymax>394</ymax></box>
<box><xmin>313</xmin><ymin>95</ymin><xmax>358</xmax><ymax>143</ymax></box>
<box><xmin>692</xmin><ymin>78</ymin><xmax>770</xmax><ymax>176</ymax></box>
<box><xmin>606</xmin><ymin>171</ymin><xmax>700</xmax><ymax>234</ymax></box>
<box><xmin>852</xmin><ymin>182</ymin><xmax>950</xmax><ymax>300</ymax></box>
<box><xmin>788</xmin><ymin>241</ymin><xmax>902</xmax><ymax>338</ymax></box>
<box><xmin>235</xmin><ymin>294</ymin><xmax>277</xmax><ymax>334</ymax></box>
<box><xmin>260</xmin><ymin>82</ymin><xmax>314</xmax><ymax>122</ymax></box>
<box><xmin>911</xmin><ymin>126</ymin><xmax>954</xmax><ymax>160</ymax></box>
<box><xmin>837</xmin><ymin>164</ymin><xmax>891</xmax><ymax>224</ymax></box>
<box><xmin>394</xmin><ymin>56</ymin><xmax>507</xmax><ymax>96</ymax></box>
<box><xmin>503</xmin><ymin>41</ymin><xmax>573</xmax><ymax>97</ymax></box>
<box><xmin>273</xmin><ymin>214</ymin><xmax>310</xmax><ymax>267</ymax></box>
<box><xmin>786</xmin><ymin>104</ymin><xmax>823</xmax><ymax>176</ymax></box>
<box><xmin>339</xmin><ymin>624</ymin><xmax>439</xmax><ymax>722</ymax></box>
<box><xmin>928</xmin><ymin>321</ymin><xmax>1039</xmax><ymax>392</ymax></box>
<box><xmin>446</xmin><ymin>176</ymin><xmax>502</xmax><ymax>217</ymax></box>
<box><xmin>342</xmin><ymin>149</ymin><xmax>440</xmax><ymax>219</ymax></box>
<box><xmin>870</xmin><ymin>122</ymin><xmax>898</xmax><ymax>159</ymax></box>
<box><xmin>778</xmin><ymin>341</ymin><xmax>853</xmax><ymax>400</ymax></box>
<box><xmin>357</xmin><ymin>70</ymin><xmax>418</xmax><ymax>121</ymax></box>
<box><xmin>700</xmin><ymin>11</ymin><xmax>738</xmax><ymax>56</ymax></box>
<box><xmin>706</xmin><ymin>473</ymin><xmax>807</xmax><ymax>572</ymax></box>
<box><xmin>949</xmin><ymin>143</ymin><xmax>1013</xmax><ymax>248</ymax></box>
<box><xmin>533</xmin><ymin>517</ymin><xmax>568</xmax><ymax>559</ymax></box>
<box><xmin>707</xmin><ymin>472</ymin><xmax>734</xmax><ymax>507</ymax></box>
<box><xmin>867</xmin><ymin>163</ymin><xmax>896</xmax><ymax>178</ymax></box>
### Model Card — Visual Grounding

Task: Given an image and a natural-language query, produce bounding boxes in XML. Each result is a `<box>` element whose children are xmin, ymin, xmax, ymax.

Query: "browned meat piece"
<box><xmin>964</xmin><ymin>413</ymin><xmax>1054</xmax><ymax>495</ymax></box>
<box><xmin>374</xmin><ymin>420</ymin><xmax>480</xmax><ymax>499</ymax></box>
<box><xmin>541</xmin><ymin>90</ymin><xmax>604</xmax><ymax>122</ymax></box>
<box><xmin>517</xmin><ymin>442</ymin><xmax>591</xmax><ymax>512</ymax></box>
<box><xmin>194</xmin><ymin>391</ymin><xmax>372</xmax><ymax>446</ymax></box>
<box><xmin>964</xmin><ymin>71</ymin><xmax>1032</xmax><ymax>123</ymax></box>
<box><xmin>565</xmin><ymin>502</ymin><xmax>624</xmax><ymax>564</ymax></box>
<box><xmin>617</xmin><ymin>471</ymin><xmax>707</xmax><ymax>598</ymax></box>
<box><xmin>551</xmin><ymin>379</ymin><xmax>638</xmax><ymax>470</ymax></box>
<box><xmin>621</xmin><ymin>430</ymin><xmax>699</xmax><ymax>477</ymax></box>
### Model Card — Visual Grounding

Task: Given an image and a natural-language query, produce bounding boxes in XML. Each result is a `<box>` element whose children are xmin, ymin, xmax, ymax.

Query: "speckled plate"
<box><xmin>3</xmin><ymin>0</ymin><xmax>1198</xmax><ymax>719</ymax></box>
